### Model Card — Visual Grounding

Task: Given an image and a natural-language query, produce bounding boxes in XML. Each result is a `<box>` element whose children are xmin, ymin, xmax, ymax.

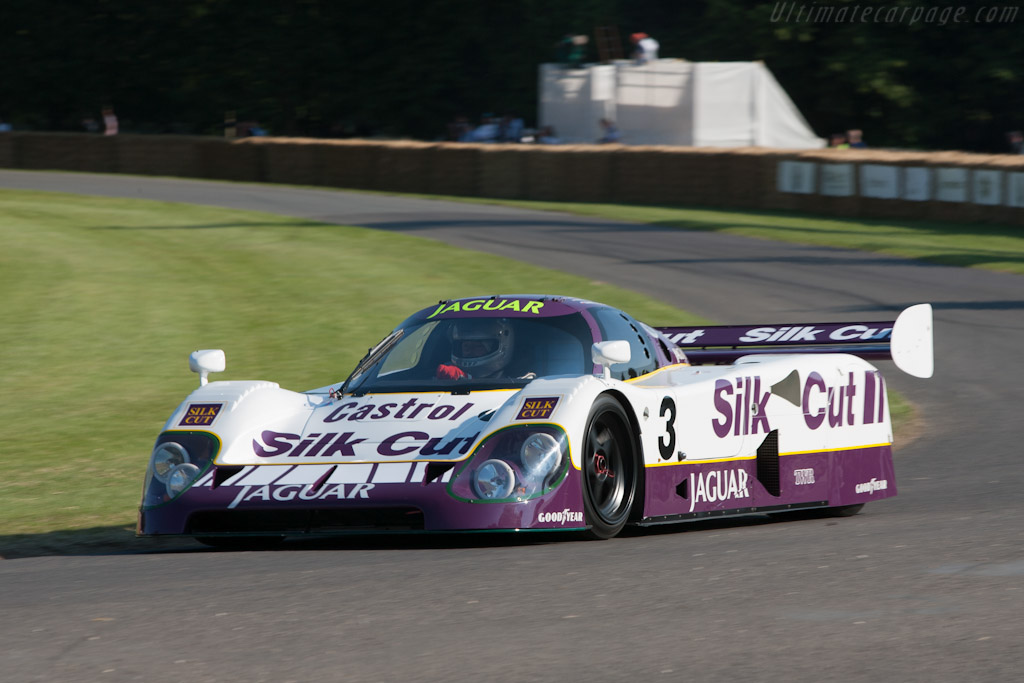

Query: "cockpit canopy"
<box><xmin>342</xmin><ymin>296</ymin><xmax>685</xmax><ymax>394</ymax></box>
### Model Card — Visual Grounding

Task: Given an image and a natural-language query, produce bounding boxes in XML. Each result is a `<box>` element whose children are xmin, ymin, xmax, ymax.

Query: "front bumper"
<box><xmin>138</xmin><ymin>461</ymin><xmax>586</xmax><ymax>537</ymax></box>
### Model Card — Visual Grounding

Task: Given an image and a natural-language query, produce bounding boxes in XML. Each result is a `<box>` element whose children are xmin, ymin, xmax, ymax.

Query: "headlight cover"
<box><xmin>521</xmin><ymin>433</ymin><xmax>561</xmax><ymax>479</ymax></box>
<box><xmin>472</xmin><ymin>459</ymin><xmax>516</xmax><ymax>500</ymax></box>
<box><xmin>152</xmin><ymin>442</ymin><xmax>189</xmax><ymax>483</ymax></box>
<box><xmin>141</xmin><ymin>431</ymin><xmax>220</xmax><ymax>508</ymax></box>
<box><xmin>450</xmin><ymin>425</ymin><xmax>568</xmax><ymax>503</ymax></box>
<box><xmin>166</xmin><ymin>463</ymin><xmax>202</xmax><ymax>497</ymax></box>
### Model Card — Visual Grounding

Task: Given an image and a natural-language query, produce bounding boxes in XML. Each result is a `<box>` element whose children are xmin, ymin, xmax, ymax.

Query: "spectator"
<box><xmin>537</xmin><ymin>126</ymin><xmax>561</xmax><ymax>144</ymax></box>
<box><xmin>829</xmin><ymin>132</ymin><xmax>849</xmax><ymax>149</ymax></box>
<box><xmin>631</xmin><ymin>32</ymin><xmax>659</xmax><ymax>64</ymax></box>
<box><xmin>846</xmin><ymin>129</ymin><xmax>866</xmax><ymax>148</ymax></box>
<box><xmin>597</xmin><ymin>118</ymin><xmax>621</xmax><ymax>143</ymax></box>
<box><xmin>447</xmin><ymin>115</ymin><xmax>471</xmax><ymax>142</ymax></box>
<box><xmin>237</xmin><ymin>121</ymin><xmax>267</xmax><ymax>137</ymax></box>
<box><xmin>467</xmin><ymin>114</ymin><xmax>500</xmax><ymax>142</ymax></box>
<box><xmin>1007</xmin><ymin>130</ymin><xmax>1024</xmax><ymax>154</ymax></box>
<box><xmin>498</xmin><ymin>114</ymin><xmax>524</xmax><ymax>143</ymax></box>
<box><xmin>102</xmin><ymin>106</ymin><xmax>118</xmax><ymax>136</ymax></box>
<box><xmin>0</xmin><ymin>118</ymin><xmax>11</xmax><ymax>133</ymax></box>
<box><xmin>224</xmin><ymin>110</ymin><xmax>237</xmax><ymax>138</ymax></box>
<box><xmin>556</xmin><ymin>34</ymin><xmax>589</xmax><ymax>68</ymax></box>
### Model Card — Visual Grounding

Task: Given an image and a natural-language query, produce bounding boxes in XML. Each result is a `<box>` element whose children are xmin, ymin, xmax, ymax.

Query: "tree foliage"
<box><xmin>1</xmin><ymin>0</ymin><xmax>1021</xmax><ymax>150</ymax></box>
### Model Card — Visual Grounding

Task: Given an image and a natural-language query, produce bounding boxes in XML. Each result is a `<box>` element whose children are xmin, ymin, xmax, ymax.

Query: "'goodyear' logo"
<box><xmin>179</xmin><ymin>403</ymin><xmax>222</xmax><ymax>427</ymax></box>
<box><xmin>516</xmin><ymin>397</ymin><xmax>559</xmax><ymax>420</ymax></box>
<box><xmin>427</xmin><ymin>298</ymin><xmax>544</xmax><ymax>318</ymax></box>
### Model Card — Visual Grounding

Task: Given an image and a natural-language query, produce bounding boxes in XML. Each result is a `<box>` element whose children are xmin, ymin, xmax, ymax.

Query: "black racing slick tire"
<box><xmin>581</xmin><ymin>396</ymin><xmax>641</xmax><ymax>539</ymax></box>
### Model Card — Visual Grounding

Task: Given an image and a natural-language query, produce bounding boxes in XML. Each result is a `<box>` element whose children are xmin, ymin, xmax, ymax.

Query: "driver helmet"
<box><xmin>450</xmin><ymin>318</ymin><xmax>514</xmax><ymax>377</ymax></box>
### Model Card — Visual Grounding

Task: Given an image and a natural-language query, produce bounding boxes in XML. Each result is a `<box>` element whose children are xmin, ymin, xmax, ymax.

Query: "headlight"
<box><xmin>166</xmin><ymin>463</ymin><xmax>202</xmax><ymax>497</ymax></box>
<box><xmin>521</xmin><ymin>433</ymin><xmax>561</xmax><ymax>479</ymax></box>
<box><xmin>153</xmin><ymin>442</ymin><xmax>189</xmax><ymax>482</ymax></box>
<box><xmin>449</xmin><ymin>426</ymin><xmax>568</xmax><ymax>504</ymax></box>
<box><xmin>141</xmin><ymin>432</ymin><xmax>220</xmax><ymax>509</ymax></box>
<box><xmin>472</xmin><ymin>459</ymin><xmax>516</xmax><ymax>500</ymax></box>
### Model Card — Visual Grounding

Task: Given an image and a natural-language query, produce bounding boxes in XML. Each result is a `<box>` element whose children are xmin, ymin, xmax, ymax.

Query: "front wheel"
<box><xmin>581</xmin><ymin>396</ymin><xmax>641</xmax><ymax>539</ymax></box>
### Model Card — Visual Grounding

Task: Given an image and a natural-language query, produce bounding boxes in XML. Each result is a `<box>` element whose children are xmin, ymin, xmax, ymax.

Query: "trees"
<box><xmin>1</xmin><ymin>0</ymin><xmax>1020</xmax><ymax>151</ymax></box>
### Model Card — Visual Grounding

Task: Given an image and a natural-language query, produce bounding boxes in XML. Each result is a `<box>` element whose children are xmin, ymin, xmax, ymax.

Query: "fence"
<box><xmin>1</xmin><ymin>132</ymin><xmax>1022</xmax><ymax>224</ymax></box>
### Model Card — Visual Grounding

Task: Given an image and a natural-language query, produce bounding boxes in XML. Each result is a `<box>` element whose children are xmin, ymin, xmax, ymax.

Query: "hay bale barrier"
<box><xmin>1</xmin><ymin>132</ymin><xmax>1023</xmax><ymax>224</ymax></box>
<box><xmin>479</xmin><ymin>146</ymin><xmax>527</xmax><ymax>199</ymax></box>
<box><xmin>117</xmin><ymin>135</ymin><xmax>206</xmax><ymax>178</ymax></box>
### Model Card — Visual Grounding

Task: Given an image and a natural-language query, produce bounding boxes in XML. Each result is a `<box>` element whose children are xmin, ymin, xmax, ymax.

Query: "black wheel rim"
<box><xmin>585</xmin><ymin>410</ymin><xmax>632</xmax><ymax>524</ymax></box>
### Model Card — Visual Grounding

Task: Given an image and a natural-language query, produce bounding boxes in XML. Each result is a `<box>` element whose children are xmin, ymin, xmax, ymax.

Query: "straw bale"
<box><xmin>762</xmin><ymin>155</ymin><xmax>807</xmax><ymax>211</ymax></box>
<box><xmin>318</xmin><ymin>141</ymin><xmax>381</xmax><ymax>190</ymax></box>
<box><xmin>522</xmin><ymin>146</ymin><xmax>569</xmax><ymax>201</ymax></box>
<box><xmin>117</xmin><ymin>135</ymin><xmax>204</xmax><ymax>177</ymax></box>
<box><xmin>377</xmin><ymin>144</ymin><xmax>431</xmax><ymax>193</ymax></box>
<box><xmin>427</xmin><ymin>145</ymin><xmax>480</xmax><ymax>196</ymax></box>
<box><xmin>261</xmin><ymin>140</ymin><xmax>325</xmax><ymax>186</ymax></box>
<box><xmin>742</xmin><ymin>153</ymin><xmax>784</xmax><ymax>211</ymax></box>
<box><xmin>560</xmin><ymin>148</ymin><xmax>614</xmax><ymax>202</ymax></box>
<box><xmin>0</xmin><ymin>133</ymin><xmax>15</xmax><ymax>168</ymax></box>
<box><xmin>611</xmin><ymin>148</ymin><xmax>672</xmax><ymax>204</ymax></box>
<box><xmin>16</xmin><ymin>133</ymin><xmax>117</xmax><ymax>173</ymax></box>
<box><xmin>921</xmin><ymin>197</ymin><xmax>974</xmax><ymax>223</ymax></box>
<box><xmin>667</xmin><ymin>148</ymin><xmax>740</xmax><ymax>206</ymax></box>
<box><xmin>197</xmin><ymin>139</ymin><xmax>265</xmax><ymax>182</ymax></box>
<box><xmin>479</xmin><ymin>146</ymin><xmax>526</xmax><ymax>199</ymax></box>
<box><xmin>7</xmin><ymin>131</ymin><xmax>1024</xmax><ymax>226</ymax></box>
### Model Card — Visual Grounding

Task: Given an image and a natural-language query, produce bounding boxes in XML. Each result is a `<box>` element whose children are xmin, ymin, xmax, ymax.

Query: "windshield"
<box><xmin>344</xmin><ymin>313</ymin><xmax>594</xmax><ymax>394</ymax></box>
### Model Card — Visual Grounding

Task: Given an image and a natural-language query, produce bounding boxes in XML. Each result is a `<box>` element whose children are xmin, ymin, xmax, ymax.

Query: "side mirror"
<box><xmin>189</xmin><ymin>349</ymin><xmax>226</xmax><ymax>387</ymax></box>
<box><xmin>592</xmin><ymin>341</ymin><xmax>630</xmax><ymax>379</ymax></box>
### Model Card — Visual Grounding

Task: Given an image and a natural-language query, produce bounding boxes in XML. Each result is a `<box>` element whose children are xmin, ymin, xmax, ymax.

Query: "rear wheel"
<box><xmin>581</xmin><ymin>397</ymin><xmax>641</xmax><ymax>539</ymax></box>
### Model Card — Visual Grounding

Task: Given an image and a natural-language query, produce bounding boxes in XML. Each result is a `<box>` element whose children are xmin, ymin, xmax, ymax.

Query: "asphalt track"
<box><xmin>2</xmin><ymin>170</ymin><xmax>1023</xmax><ymax>682</ymax></box>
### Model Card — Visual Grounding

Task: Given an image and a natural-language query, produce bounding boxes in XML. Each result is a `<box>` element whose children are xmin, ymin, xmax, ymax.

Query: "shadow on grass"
<box><xmin>92</xmin><ymin>219</ymin><xmax>328</xmax><ymax>231</ymax></box>
<box><xmin>0</xmin><ymin>525</ymin><xmax>575</xmax><ymax>558</ymax></box>
<box><xmin>644</xmin><ymin>210</ymin><xmax>1024</xmax><ymax>273</ymax></box>
<box><xmin>0</xmin><ymin>525</ymin><xmax>202</xmax><ymax>560</ymax></box>
<box><xmin>2</xmin><ymin>508</ymin><xmax>871</xmax><ymax>559</ymax></box>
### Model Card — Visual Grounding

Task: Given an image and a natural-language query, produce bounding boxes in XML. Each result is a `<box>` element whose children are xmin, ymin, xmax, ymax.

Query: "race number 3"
<box><xmin>659</xmin><ymin>397</ymin><xmax>676</xmax><ymax>460</ymax></box>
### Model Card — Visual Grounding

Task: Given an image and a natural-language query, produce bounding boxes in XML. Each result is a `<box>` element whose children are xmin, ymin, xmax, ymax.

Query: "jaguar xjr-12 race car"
<box><xmin>138</xmin><ymin>295</ymin><xmax>932</xmax><ymax>542</ymax></box>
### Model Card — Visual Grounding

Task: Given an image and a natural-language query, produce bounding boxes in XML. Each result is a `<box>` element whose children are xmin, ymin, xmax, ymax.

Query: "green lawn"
<box><xmin>0</xmin><ymin>189</ymin><xmax>705</xmax><ymax>547</ymax></box>
<box><xmin>0</xmin><ymin>188</ymin><xmax>926</xmax><ymax>554</ymax></box>
<box><xmin>428</xmin><ymin>196</ymin><xmax>1024</xmax><ymax>275</ymax></box>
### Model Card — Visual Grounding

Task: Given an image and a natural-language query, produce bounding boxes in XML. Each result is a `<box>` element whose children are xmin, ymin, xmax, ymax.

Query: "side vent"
<box><xmin>675</xmin><ymin>478</ymin><xmax>688</xmax><ymax>500</ymax></box>
<box><xmin>756</xmin><ymin>430</ymin><xmax>781</xmax><ymax>497</ymax></box>
<box><xmin>424</xmin><ymin>462</ymin><xmax>456</xmax><ymax>484</ymax></box>
<box><xmin>212</xmin><ymin>466</ymin><xmax>244</xmax><ymax>488</ymax></box>
<box><xmin>771</xmin><ymin>370</ymin><xmax>801</xmax><ymax>407</ymax></box>
<box><xmin>310</xmin><ymin>465</ymin><xmax>338</xmax><ymax>493</ymax></box>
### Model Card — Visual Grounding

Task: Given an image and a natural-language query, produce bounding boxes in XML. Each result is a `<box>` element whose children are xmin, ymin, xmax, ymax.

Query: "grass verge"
<box><xmin>0</xmin><ymin>189</ymin><xmax>703</xmax><ymax>553</ymax></box>
<box><xmin>0</xmin><ymin>188</ymin><xmax>918</xmax><ymax>557</ymax></box>
<box><xmin>413</xmin><ymin>194</ymin><xmax>1024</xmax><ymax>275</ymax></box>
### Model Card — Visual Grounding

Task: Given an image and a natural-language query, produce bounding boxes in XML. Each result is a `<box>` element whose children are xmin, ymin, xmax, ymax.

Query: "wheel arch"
<box><xmin>595</xmin><ymin>388</ymin><xmax>647</xmax><ymax>523</ymax></box>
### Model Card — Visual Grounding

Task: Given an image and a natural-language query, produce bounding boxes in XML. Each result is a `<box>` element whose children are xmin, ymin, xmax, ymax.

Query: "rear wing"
<box><xmin>657</xmin><ymin>304</ymin><xmax>933</xmax><ymax>378</ymax></box>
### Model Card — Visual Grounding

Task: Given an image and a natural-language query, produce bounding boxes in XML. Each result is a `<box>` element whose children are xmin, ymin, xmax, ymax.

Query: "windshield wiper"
<box><xmin>340</xmin><ymin>329</ymin><xmax>405</xmax><ymax>395</ymax></box>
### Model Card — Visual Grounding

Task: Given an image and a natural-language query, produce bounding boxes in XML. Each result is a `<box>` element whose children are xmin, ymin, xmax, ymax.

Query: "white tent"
<box><xmin>538</xmin><ymin>60</ymin><xmax>825</xmax><ymax>149</ymax></box>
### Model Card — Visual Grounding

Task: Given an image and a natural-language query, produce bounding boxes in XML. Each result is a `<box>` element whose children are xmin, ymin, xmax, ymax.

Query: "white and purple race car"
<box><xmin>138</xmin><ymin>295</ymin><xmax>933</xmax><ymax>543</ymax></box>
